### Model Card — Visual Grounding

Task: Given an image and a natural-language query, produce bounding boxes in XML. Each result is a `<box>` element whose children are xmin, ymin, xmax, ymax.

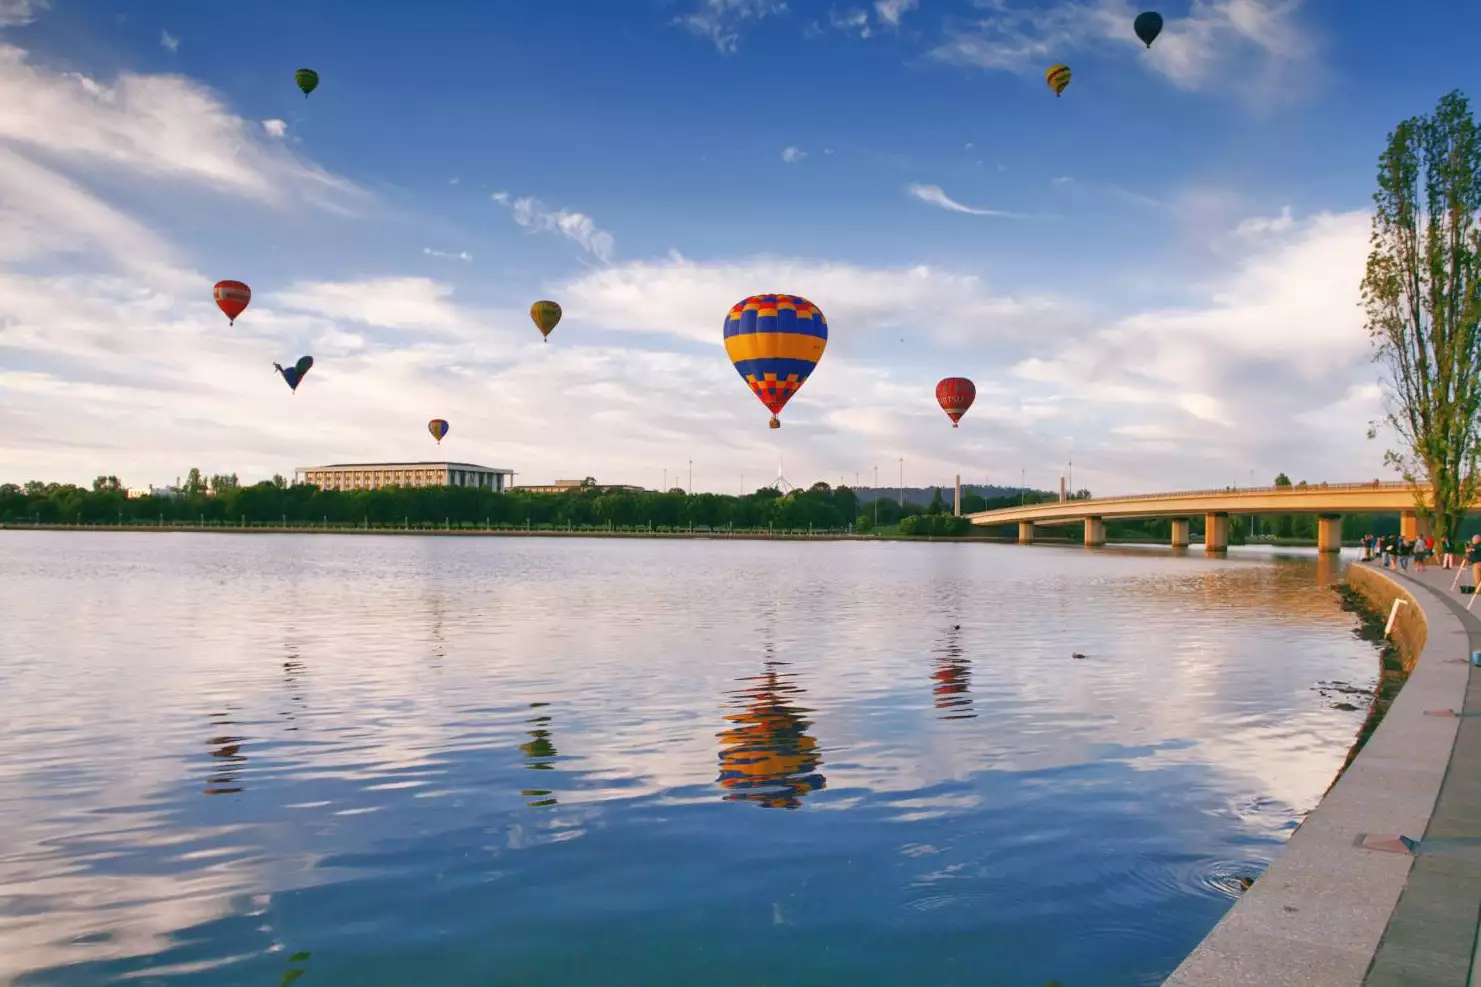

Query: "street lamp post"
<box><xmin>688</xmin><ymin>459</ymin><xmax>693</xmax><ymax>494</ymax></box>
<box><xmin>898</xmin><ymin>458</ymin><xmax>905</xmax><ymax>508</ymax></box>
<box><xmin>874</xmin><ymin>465</ymin><xmax>879</xmax><ymax>526</ymax></box>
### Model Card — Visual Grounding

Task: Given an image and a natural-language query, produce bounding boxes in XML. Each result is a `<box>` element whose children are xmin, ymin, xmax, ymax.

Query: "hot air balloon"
<box><xmin>295</xmin><ymin>69</ymin><xmax>319</xmax><ymax>97</ymax></box>
<box><xmin>723</xmin><ymin>294</ymin><xmax>828</xmax><ymax>429</ymax></box>
<box><xmin>428</xmin><ymin>419</ymin><xmax>449</xmax><ymax>445</ymax></box>
<box><xmin>213</xmin><ymin>280</ymin><xmax>251</xmax><ymax>325</ymax></box>
<box><xmin>274</xmin><ymin>355</ymin><xmax>314</xmax><ymax>394</ymax></box>
<box><xmin>530</xmin><ymin>300</ymin><xmax>562</xmax><ymax>342</ymax></box>
<box><xmin>936</xmin><ymin>377</ymin><xmax>977</xmax><ymax>427</ymax></box>
<box><xmin>1046</xmin><ymin>64</ymin><xmax>1072</xmax><ymax>97</ymax></box>
<box><xmin>1134</xmin><ymin>11</ymin><xmax>1163</xmax><ymax>48</ymax></box>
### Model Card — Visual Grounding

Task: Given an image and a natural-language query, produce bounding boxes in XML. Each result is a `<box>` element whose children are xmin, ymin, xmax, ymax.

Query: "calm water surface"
<box><xmin>0</xmin><ymin>534</ymin><xmax>1375</xmax><ymax>987</ymax></box>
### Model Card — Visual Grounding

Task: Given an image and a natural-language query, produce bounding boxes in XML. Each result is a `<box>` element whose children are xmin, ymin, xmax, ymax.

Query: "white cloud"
<box><xmin>265</xmin><ymin>278</ymin><xmax>482</xmax><ymax>336</ymax></box>
<box><xmin>905</xmin><ymin>182</ymin><xmax>1032</xmax><ymax>218</ymax></box>
<box><xmin>0</xmin><ymin>44</ymin><xmax>360</xmax><ymax>211</ymax></box>
<box><xmin>930</xmin><ymin>0</ymin><xmax>1315</xmax><ymax>101</ymax></box>
<box><xmin>1235</xmin><ymin>204</ymin><xmax>1294</xmax><ymax>236</ymax></box>
<box><xmin>555</xmin><ymin>254</ymin><xmax>1076</xmax><ymax>355</ymax></box>
<box><xmin>875</xmin><ymin>0</ymin><xmax>918</xmax><ymax>26</ymax></box>
<box><xmin>423</xmin><ymin>246</ymin><xmax>472</xmax><ymax>262</ymax></box>
<box><xmin>493</xmin><ymin>192</ymin><xmax>615</xmax><ymax>263</ymax></box>
<box><xmin>830</xmin><ymin>9</ymin><xmax>873</xmax><ymax>38</ymax></box>
<box><xmin>261</xmin><ymin>118</ymin><xmax>287</xmax><ymax>139</ymax></box>
<box><xmin>677</xmin><ymin>0</ymin><xmax>789</xmax><ymax>53</ymax></box>
<box><xmin>781</xmin><ymin>146</ymin><xmax>806</xmax><ymax>164</ymax></box>
<box><xmin>159</xmin><ymin>30</ymin><xmax>179</xmax><ymax>53</ymax></box>
<box><xmin>0</xmin><ymin>0</ymin><xmax>47</xmax><ymax>27</ymax></box>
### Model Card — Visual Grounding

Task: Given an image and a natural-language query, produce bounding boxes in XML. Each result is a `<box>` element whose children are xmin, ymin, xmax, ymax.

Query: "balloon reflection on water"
<box><xmin>716</xmin><ymin>662</ymin><xmax>826</xmax><ymax>809</ymax></box>
<box><xmin>520</xmin><ymin>702</ymin><xmax>559</xmax><ymax>807</ymax></box>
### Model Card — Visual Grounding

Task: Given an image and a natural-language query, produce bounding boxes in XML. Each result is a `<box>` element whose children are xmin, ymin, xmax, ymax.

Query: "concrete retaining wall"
<box><xmin>1164</xmin><ymin>564</ymin><xmax>1467</xmax><ymax>987</ymax></box>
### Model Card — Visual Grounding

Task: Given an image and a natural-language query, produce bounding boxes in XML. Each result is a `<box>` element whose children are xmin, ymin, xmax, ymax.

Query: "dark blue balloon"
<box><xmin>275</xmin><ymin>356</ymin><xmax>313</xmax><ymax>393</ymax></box>
<box><xmin>1134</xmin><ymin>11</ymin><xmax>1163</xmax><ymax>47</ymax></box>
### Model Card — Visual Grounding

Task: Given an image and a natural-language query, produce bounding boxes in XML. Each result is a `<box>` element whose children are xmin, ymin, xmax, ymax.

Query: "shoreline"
<box><xmin>0</xmin><ymin>523</ymin><xmax>1352</xmax><ymax>549</ymax></box>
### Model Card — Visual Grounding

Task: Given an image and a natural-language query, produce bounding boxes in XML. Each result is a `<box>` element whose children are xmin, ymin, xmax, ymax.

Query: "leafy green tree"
<box><xmin>1363</xmin><ymin>90</ymin><xmax>1481</xmax><ymax>542</ymax></box>
<box><xmin>855</xmin><ymin>513</ymin><xmax>874</xmax><ymax>533</ymax></box>
<box><xmin>927</xmin><ymin>488</ymin><xmax>945</xmax><ymax>514</ymax></box>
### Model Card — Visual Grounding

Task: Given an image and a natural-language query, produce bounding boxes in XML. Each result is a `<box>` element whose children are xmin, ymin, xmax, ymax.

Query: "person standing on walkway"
<box><xmin>1362</xmin><ymin>533</ymin><xmax>1374</xmax><ymax>561</ymax></box>
<box><xmin>1442</xmin><ymin>533</ymin><xmax>1455</xmax><ymax>569</ymax></box>
<box><xmin>1384</xmin><ymin>534</ymin><xmax>1397</xmax><ymax>568</ymax></box>
<box><xmin>1398</xmin><ymin>537</ymin><xmax>1413</xmax><ymax>570</ymax></box>
<box><xmin>1468</xmin><ymin>535</ymin><xmax>1481</xmax><ymax>592</ymax></box>
<box><xmin>1415</xmin><ymin>537</ymin><xmax>1429</xmax><ymax>571</ymax></box>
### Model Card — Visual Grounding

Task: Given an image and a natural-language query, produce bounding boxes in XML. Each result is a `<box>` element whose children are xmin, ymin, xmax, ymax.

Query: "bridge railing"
<box><xmin>972</xmin><ymin>479</ymin><xmax>1422</xmax><ymax>512</ymax></box>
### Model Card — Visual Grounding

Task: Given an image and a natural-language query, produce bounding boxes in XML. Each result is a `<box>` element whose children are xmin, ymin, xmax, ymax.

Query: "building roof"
<box><xmin>296</xmin><ymin>462</ymin><xmax>514</xmax><ymax>473</ymax></box>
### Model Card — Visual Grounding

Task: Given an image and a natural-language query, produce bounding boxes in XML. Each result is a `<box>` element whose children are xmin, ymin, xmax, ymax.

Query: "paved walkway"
<box><xmin>1364</xmin><ymin>563</ymin><xmax>1481</xmax><ymax>986</ymax></box>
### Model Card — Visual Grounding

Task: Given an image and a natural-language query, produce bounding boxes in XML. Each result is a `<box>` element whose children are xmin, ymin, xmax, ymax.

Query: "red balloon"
<box><xmin>213</xmin><ymin>280</ymin><xmax>251</xmax><ymax>325</ymax></box>
<box><xmin>935</xmin><ymin>377</ymin><xmax>976</xmax><ymax>427</ymax></box>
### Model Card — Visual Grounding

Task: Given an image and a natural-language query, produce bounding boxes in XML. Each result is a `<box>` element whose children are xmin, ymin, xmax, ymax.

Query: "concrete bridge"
<box><xmin>966</xmin><ymin>480</ymin><xmax>1434</xmax><ymax>552</ymax></box>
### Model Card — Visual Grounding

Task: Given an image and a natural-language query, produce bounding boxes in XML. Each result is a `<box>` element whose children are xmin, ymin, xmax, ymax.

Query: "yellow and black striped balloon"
<box><xmin>530</xmin><ymin>300</ymin><xmax>562</xmax><ymax>341</ymax></box>
<box><xmin>1046</xmin><ymin>64</ymin><xmax>1072</xmax><ymax>97</ymax></box>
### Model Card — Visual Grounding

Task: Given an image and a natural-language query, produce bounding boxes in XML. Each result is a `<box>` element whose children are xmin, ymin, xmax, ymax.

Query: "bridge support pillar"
<box><xmin>1317</xmin><ymin>514</ymin><xmax>1343</xmax><ymax>554</ymax></box>
<box><xmin>1018</xmin><ymin>521</ymin><xmax>1035</xmax><ymax>545</ymax></box>
<box><xmin>1170</xmin><ymin>519</ymin><xmax>1190</xmax><ymax>548</ymax></box>
<box><xmin>1399</xmin><ymin>511</ymin><xmax>1430</xmax><ymax>540</ymax></box>
<box><xmin>1084</xmin><ymin>516</ymin><xmax>1105</xmax><ymax>547</ymax></box>
<box><xmin>1204</xmin><ymin>512</ymin><xmax>1229</xmax><ymax>553</ymax></box>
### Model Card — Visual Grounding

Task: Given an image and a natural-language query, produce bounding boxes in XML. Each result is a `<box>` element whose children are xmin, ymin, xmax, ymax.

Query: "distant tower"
<box><xmin>954</xmin><ymin>473</ymin><xmax>962</xmax><ymax>516</ymax></box>
<box><xmin>1059</xmin><ymin>472</ymin><xmax>1067</xmax><ymax>503</ymax></box>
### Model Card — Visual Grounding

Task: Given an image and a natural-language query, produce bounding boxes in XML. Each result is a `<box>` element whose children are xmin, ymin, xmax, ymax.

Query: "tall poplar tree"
<box><xmin>1363</xmin><ymin>90</ymin><xmax>1481</xmax><ymax>540</ymax></box>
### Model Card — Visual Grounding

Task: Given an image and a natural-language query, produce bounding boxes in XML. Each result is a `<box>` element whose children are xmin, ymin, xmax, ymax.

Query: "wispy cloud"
<box><xmin>930</xmin><ymin>0</ymin><xmax>1315</xmax><ymax>102</ymax></box>
<box><xmin>874</xmin><ymin>0</ymin><xmax>918</xmax><ymax>26</ymax></box>
<box><xmin>260</xmin><ymin>119</ymin><xmax>287</xmax><ymax>139</ymax></box>
<box><xmin>423</xmin><ymin>247</ymin><xmax>472</xmax><ymax>262</ymax></box>
<box><xmin>0</xmin><ymin>0</ymin><xmax>47</xmax><ymax>27</ymax></box>
<box><xmin>905</xmin><ymin>183</ymin><xmax>1033</xmax><ymax>218</ymax></box>
<box><xmin>0</xmin><ymin>44</ymin><xmax>361</xmax><ymax>212</ymax></box>
<box><xmin>159</xmin><ymin>31</ymin><xmax>179</xmax><ymax>53</ymax></box>
<box><xmin>829</xmin><ymin>9</ymin><xmax>872</xmax><ymax>38</ymax></box>
<box><xmin>781</xmin><ymin>146</ymin><xmax>806</xmax><ymax>164</ymax></box>
<box><xmin>492</xmin><ymin>191</ymin><xmax>615</xmax><ymax>263</ymax></box>
<box><xmin>677</xmin><ymin>0</ymin><xmax>788</xmax><ymax>54</ymax></box>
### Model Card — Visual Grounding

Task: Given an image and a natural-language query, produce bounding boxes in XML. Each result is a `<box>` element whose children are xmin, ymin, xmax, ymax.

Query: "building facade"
<box><xmin>294</xmin><ymin>462</ymin><xmax>514</xmax><ymax>493</ymax></box>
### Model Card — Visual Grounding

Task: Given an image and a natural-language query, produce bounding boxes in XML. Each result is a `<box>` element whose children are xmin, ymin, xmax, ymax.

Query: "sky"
<box><xmin>0</xmin><ymin>0</ymin><xmax>1478</xmax><ymax>496</ymax></box>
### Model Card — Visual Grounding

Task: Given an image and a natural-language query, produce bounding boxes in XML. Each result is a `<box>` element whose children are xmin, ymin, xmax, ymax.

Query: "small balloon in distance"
<box><xmin>1046</xmin><ymin>64</ymin><xmax>1072</xmax><ymax>97</ymax></box>
<box><xmin>213</xmin><ymin>280</ymin><xmax>251</xmax><ymax>325</ymax></box>
<box><xmin>428</xmin><ymin>418</ymin><xmax>450</xmax><ymax>444</ymax></box>
<box><xmin>275</xmin><ymin>355</ymin><xmax>314</xmax><ymax>393</ymax></box>
<box><xmin>935</xmin><ymin>377</ymin><xmax>976</xmax><ymax>427</ymax></box>
<box><xmin>530</xmin><ymin>300</ymin><xmax>562</xmax><ymax>341</ymax></box>
<box><xmin>1134</xmin><ymin>11</ymin><xmax>1163</xmax><ymax>48</ymax></box>
<box><xmin>295</xmin><ymin>69</ymin><xmax>319</xmax><ymax>97</ymax></box>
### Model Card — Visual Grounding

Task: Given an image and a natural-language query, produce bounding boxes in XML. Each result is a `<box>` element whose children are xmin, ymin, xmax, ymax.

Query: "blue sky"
<box><xmin>1</xmin><ymin>0</ymin><xmax>1478</xmax><ymax>494</ymax></box>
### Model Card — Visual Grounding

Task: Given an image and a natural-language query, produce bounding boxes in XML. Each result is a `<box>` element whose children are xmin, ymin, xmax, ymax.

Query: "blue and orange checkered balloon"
<box><xmin>722</xmin><ymin>294</ymin><xmax>828</xmax><ymax>428</ymax></box>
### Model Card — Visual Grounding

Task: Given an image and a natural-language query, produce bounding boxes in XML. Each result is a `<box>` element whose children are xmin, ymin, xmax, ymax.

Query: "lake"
<box><xmin>0</xmin><ymin>533</ymin><xmax>1374</xmax><ymax>987</ymax></box>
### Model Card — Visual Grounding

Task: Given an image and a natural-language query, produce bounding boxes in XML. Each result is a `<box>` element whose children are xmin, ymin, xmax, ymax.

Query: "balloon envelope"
<box><xmin>295</xmin><ymin>69</ymin><xmax>319</xmax><ymax>96</ymax></box>
<box><xmin>1046</xmin><ymin>64</ymin><xmax>1072</xmax><ymax>96</ymax></box>
<box><xmin>530</xmin><ymin>300</ymin><xmax>562</xmax><ymax>339</ymax></box>
<box><xmin>294</xmin><ymin>355</ymin><xmax>314</xmax><ymax>375</ymax></box>
<box><xmin>275</xmin><ymin>356</ymin><xmax>313</xmax><ymax>392</ymax></box>
<box><xmin>1134</xmin><ymin>11</ymin><xmax>1163</xmax><ymax>47</ymax></box>
<box><xmin>428</xmin><ymin>419</ymin><xmax>450</xmax><ymax>444</ymax></box>
<box><xmin>936</xmin><ymin>377</ymin><xmax>977</xmax><ymax>427</ymax></box>
<box><xmin>723</xmin><ymin>294</ymin><xmax>827</xmax><ymax>428</ymax></box>
<box><xmin>213</xmin><ymin>280</ymin><xmax>251</xmax><ymax>324</ymax></box>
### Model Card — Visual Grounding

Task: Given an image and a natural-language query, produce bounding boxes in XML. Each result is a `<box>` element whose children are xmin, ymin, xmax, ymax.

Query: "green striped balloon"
<box><xmin>295</xmin><ymin>69</ymin><xmax>319</xmax><ymax>97</ymax></box>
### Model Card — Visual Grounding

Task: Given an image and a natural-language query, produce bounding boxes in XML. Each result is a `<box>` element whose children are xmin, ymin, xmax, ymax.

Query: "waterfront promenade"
<box><xmin>1165</xmin><ymin>563</ymin><xmax>1481</xmax><ymax>987</ymax></box>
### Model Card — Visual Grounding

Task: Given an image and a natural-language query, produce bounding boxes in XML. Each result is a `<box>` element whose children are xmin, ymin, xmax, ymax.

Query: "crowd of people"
<box><xmin>1361</xmin><ymin>531</ymin><xmax>1481</xmax><ymax>576</ymax></box>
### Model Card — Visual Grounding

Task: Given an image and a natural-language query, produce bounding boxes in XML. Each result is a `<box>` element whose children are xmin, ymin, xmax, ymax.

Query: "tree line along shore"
<box><xmin>0</xmin><ymin>472</ymin><xmax>1431</xmax><ymax>542</ymax></box>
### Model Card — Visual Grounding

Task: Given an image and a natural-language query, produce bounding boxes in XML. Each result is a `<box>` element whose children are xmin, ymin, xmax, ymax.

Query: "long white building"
<box><xmin>294</xmin><ymin>461</ymin><xmax>514</xmax><ymax>493</ymax></box>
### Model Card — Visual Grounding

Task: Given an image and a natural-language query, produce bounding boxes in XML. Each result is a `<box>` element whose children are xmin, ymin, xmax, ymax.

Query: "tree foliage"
<box><xmin>1363</xmin><ymin>89</ymin><xmax>1481</xmax><ymax>541</ymax></box>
